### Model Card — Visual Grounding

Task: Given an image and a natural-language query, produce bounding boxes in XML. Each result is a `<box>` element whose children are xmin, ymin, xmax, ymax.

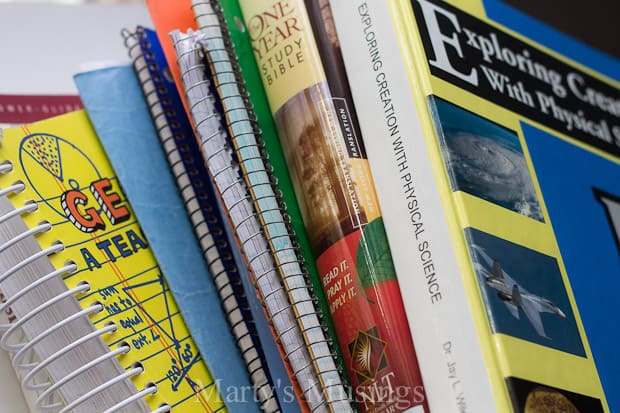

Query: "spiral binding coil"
<box><xmin>121</xmin><ymin>26</ymin><xmax>279</xmax><ymax>412</ymax></box>
<box><xmin>174</xmin><ymin>4</ymin><xmax>352</xmax><ymax>409</ymax></box>
<box><xmin>192</xmin><ymin>1</ymin><xmax>351</xmax><ymax>408</ymax></box>
<box><xmin>0</xmin><ymin>157</ymin><xmax>169</xmax><ymax>412</ymax></box>
<box><xmin>172</xmin><ymin>30</ymin><xmax>325</xmax><ymax>411</ymax></box>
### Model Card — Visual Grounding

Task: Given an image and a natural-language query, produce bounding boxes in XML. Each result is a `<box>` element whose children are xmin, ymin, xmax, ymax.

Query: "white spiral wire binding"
<box><xmin>12</xmin><ymin>304</ymin><xmax>104</xmax><ymax>368</ymax></box>
<box><xmin>57</xmin><ymin>366</ymin><xmax>143</xmax><ymax>413</ymax></box>
<box><xmin>0</xmin><ymin>284</ymin><xmax>90</xmax><ymax>352</ymax></box>
<box><xmin>102</xmin><ymin>383</ymin><xmax>158</xmax><ymax>413</ymax></box>
<box><xmin>22</xmin><ymin>322</ymin><xmax>118</xmax><ymax>391</ymax></box>
<box><xmin>0</xmin><ymin>201</ymin><xmax>38</xmax><ymax>225</ymax></box>
<box><xmin>0</xmin><ymin>268</ymin><xmax>65</xmax><ymax>333</ymax></box>
<box><xmin>0</xmin><ymin>180</ymin><xmax>25</xmax><ymax>198</ymax></box>
<box><xmin>0</xmin><ymin>161</ymin><xmax>12</xmax><ymax>174</ymax></box>
<box><xmin>35</xmin><ymin>345</ymin><xmax>130</xmax><ymax>411</ymax></box>
<box><xmin>0</xmin><ymin>221</ymin><xmax>51</xmax><ymax>254</ymax></box>
<box><xmin>0</xmin><ymin>160</ymin><xmax>170</xmax><ymax>412</ymax></box>
<box><xmin>0</xmin><ymin>246</ymin><xmax>66</xmax><ymax>317</ymax></box>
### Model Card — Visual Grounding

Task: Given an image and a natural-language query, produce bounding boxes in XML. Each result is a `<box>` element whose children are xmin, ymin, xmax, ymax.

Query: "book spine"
<box><xmin>237</xmin><ymin>1</ymin><xmax>428</xmax><ymax>412</ymax></box>
<box><xmin>330</xmin><ymin>2</ymin><xmax>501</xmax><ymax>412</ymax></box>
<box><xmin>211</xmin><ymin>0</ymin><xmax>350</xmax><ymax>389</ymax></box>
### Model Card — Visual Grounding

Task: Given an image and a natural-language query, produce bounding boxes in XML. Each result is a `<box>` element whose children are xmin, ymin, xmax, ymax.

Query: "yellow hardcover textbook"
<box><xmin>0</xmin><ymin>110</ymin><xmax>224</xmax><ymax>412</ymax></box>
<box><xmin>332</xmin><ymin>0</ymin><xmax>620</xmax><ymax>412</ymax></box>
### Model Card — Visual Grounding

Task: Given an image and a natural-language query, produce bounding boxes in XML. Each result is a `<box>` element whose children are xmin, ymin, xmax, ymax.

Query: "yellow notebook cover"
<box><xmin>331</xmin><ymin>0</ymin><xmax>619</xmax><ymax>412</ymax></box>
<box><xmin>0</xmin><ymin>110</ymin><xmax>225</xmax><ymax>412</ymax></box>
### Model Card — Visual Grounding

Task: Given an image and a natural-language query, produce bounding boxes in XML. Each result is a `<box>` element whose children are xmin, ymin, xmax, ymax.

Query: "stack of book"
<box><xmin>0</xmin><ymin>1</ymin><xmax>618</xmax><ymax>412</ymax></box>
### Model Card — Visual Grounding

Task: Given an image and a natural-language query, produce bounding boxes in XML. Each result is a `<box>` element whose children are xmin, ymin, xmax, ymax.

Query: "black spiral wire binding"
<box><xmin>121</xmin><ymin>27</ymin><xmax>279</xmax><ymax>413</ymax></box>
<box><xmin>0</xmin><ymin>159</ymin><xmax>169</xmax><ymax>412</ymax></box>
<box><xmin>190</xmin><ymin>2</ymin><xmax>351</xmax><ymax>411</ymax></box>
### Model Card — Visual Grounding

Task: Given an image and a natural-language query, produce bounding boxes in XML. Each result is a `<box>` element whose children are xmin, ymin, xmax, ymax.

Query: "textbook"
<box><xmin>0</xmin><ymin>110</ymin><xmax>225</xmax><ymax>412</ymax></box>
<box><xmin>236</xmin><ymin>1</ymin><xmax>428</xmax><ymax>411</ymax></box>
<box><xmin>331</xmin><ymin>0</ymin><xmax>620</xmax><ymax>412</ymax></box>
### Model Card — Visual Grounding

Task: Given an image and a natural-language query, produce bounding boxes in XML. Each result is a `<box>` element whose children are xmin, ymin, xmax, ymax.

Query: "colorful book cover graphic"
<box><xmin>430</xmin><ymin>96</ymin><xmax>543</xmax><ymax>222</ymax></box>
<box><xmin>506</xmin><ymin>376</ymin><xmax>604</xmax><ymax>413</ymax></box>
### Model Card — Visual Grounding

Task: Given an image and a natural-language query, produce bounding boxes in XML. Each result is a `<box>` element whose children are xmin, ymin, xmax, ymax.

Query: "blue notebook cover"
<box><xmin>74</xmin><ymin>65</ymin><xmax>259</xmax><ymax>413</ymax></box>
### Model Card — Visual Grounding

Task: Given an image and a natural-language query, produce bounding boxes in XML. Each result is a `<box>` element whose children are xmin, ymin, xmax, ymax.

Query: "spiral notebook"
<box><xmin>0</xmin><ymin>94</ymin><xmax>86</xmax><ymax>413</ymax></box>
<box><xmin>170</xmin><ymin>24</ymin><xmax>351</xmax><ymax>412</ymax></box>
<box><xmin>191</xmin><ymin>0</ymin><xmax>351</xmax><ymax>392</ymax></box>
<box><xmin>0</xmin><ymin>110</ymin><xmax>225</xmax><ymax>412</ymax></box>
<box><xmin>119</xmin><ymin>26</ymin><xmax>280</xmax><ymax>412</ymax></box>
<box><xmin>75</xmin><ymin>63</ymin><xmax>261</xmax><ymax>413</ymax></box>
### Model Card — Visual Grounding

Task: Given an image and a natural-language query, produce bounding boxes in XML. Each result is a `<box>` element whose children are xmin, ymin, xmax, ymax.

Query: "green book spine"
<box><xmin>216</xmin><ymin>0</ymin><xmax>350</xmax><ymax>392</ymax></box>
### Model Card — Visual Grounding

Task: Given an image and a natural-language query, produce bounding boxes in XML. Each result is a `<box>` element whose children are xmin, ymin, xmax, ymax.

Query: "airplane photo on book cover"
<box><xmin>470</xmin><ymin>243</ymin><xmax>566</xmax><ymax>340</ymax></box>
<box><xmin>464</xmin><ymin>227</ymin><xmax>585</xmax><ymax>357</ymax></box>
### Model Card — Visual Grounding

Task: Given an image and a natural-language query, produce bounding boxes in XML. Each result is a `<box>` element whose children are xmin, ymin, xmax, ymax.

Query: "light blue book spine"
<box><xmin>74</xmin><ymin>65</ymin><xmax>260</xmax><ymax>413</ymax></box>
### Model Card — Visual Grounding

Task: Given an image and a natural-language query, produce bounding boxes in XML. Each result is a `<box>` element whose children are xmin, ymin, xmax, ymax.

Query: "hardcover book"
<box><xmin>331</xmin><ymin>0</ymin><xmax>620</xmax><ymax>412</ymax></box>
